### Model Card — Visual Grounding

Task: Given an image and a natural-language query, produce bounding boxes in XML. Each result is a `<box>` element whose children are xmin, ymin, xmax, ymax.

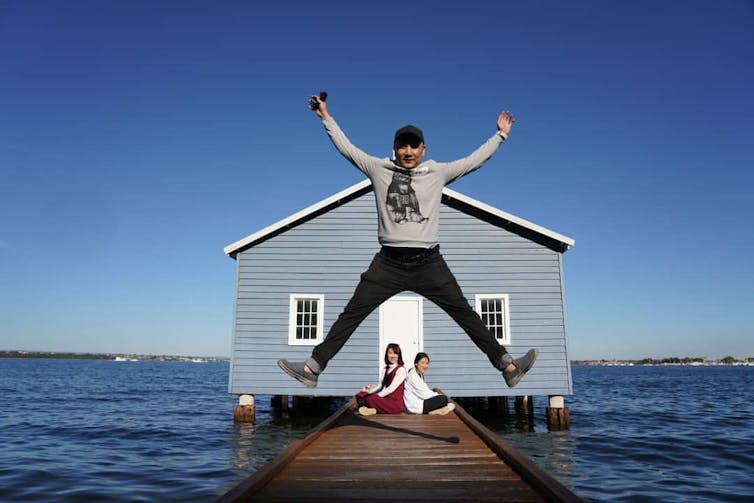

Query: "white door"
<box><xmin>378</xmin><ymin>295</ymin><xmax>423</xmax><ymax>378</ymax></box>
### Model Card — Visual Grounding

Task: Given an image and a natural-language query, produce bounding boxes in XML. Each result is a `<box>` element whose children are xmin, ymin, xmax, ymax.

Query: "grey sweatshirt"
<box><xmin>323</xmin><ymin>116</ymin><xmax>505</xmax><ymax>249</ymax></box>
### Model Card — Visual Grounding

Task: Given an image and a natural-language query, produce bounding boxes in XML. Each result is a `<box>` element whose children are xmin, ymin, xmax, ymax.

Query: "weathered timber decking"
<box><xmin>218</xmin><ymin>400</ymin><xmax>583</xmax><ymax>502</ymax></box>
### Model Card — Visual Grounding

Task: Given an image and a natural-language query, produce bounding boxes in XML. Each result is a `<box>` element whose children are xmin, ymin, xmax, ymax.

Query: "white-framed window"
<box><xmin>288</xmin><ymin>294</ymin><xmax>325</xmax><ymax>345</ymax></box>
<box><xmin>475</xmin><ymin>294</ymin><xmax>511</xmax><ymax>345</ymax></box>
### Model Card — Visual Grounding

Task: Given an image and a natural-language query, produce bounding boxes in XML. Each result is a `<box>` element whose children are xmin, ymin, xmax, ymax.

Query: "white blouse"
<box><xmin>373</xmin><ymin>363</ymin><xmax>407</xmax><ymax>398</ymax></box>
<box><xmin>403</xmin><ymin>368</ymin><xmax>438</xmax><ymax>414</ymax></box>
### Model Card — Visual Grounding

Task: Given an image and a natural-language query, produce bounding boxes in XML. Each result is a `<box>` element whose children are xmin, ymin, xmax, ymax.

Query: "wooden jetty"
<box><xmin>218</xmin><ymin>399</ymin><xmax>583</xmax><ymax>502</ymax></box>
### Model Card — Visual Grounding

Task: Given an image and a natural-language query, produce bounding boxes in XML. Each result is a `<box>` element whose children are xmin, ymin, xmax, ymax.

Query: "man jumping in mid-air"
<box><xmin>279</xmin><ymin>93</ymin><xmax>539</xmax><ymax>388</ymax></box>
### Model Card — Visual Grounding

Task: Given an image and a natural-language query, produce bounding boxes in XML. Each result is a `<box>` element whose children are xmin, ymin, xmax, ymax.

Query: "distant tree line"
<box><xmin>573</xmin><ymin>356</ymin><xmax>754</xmax><ymax>365</ymax></box>
<box><xmin>659</xmin><ymin>356</ymin><xmax>752</xmax><ymax>364</ymax></box>
<box><xmin>636</xmin><ymin>356</ymin><xmax>754</xmax><ymax>365</ymax></box>
<box><xmin>0</xmin><ymin>351</ymin><xmax>110</xmax><ymax>360</ymax></box>
<box><xmin>636</xmin><ymin>357</ymin><xmax>706</xmax><ymax>365</ymax></box>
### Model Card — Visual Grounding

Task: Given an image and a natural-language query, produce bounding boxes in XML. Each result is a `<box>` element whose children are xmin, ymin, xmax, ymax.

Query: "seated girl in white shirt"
<box><xmin>403</xmin><ymin>352</ymin><xmax>455</xmax><ymax>415</ymax></box>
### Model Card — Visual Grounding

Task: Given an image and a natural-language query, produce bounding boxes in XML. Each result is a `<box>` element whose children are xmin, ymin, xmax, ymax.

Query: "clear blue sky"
<box><xmin>2</xmin><ymin>1</ymin><xmax>752</xmax><ymax>360</ymax></box>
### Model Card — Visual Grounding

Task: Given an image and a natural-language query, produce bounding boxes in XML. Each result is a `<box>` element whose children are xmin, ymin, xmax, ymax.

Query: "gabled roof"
<box><xmin>224</xmin><ymin>180</ymin><xmax>575</xmax><ymax>259</ymax></box>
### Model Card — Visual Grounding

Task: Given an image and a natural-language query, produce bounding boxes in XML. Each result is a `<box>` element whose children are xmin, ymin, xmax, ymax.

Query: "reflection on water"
<box><xmin>227</xmin><ymin>396</ymin><xmax>350</xmax><ymax>479</ymax></box>
<box><xmin>230</xmin><ymin>422</ymin><xmax>256</xmax><ymax>471</ymax></box>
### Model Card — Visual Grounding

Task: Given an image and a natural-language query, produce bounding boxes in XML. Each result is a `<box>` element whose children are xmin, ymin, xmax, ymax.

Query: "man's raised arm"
<box><xmin>307</xmin><ymin>94</ymin><xmax>383</xmax><ymax>176</ymax></box>
<box><xmin>440</xmin><ymin>110</ymin><xmax>516</xmax><ymax>183</ymax></box>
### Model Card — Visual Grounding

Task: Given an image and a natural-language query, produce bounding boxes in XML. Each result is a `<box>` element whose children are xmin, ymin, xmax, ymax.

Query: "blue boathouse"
<box><xmin>224</xmin><ymin>180</ymin><xmax>575</xmax><ymax>404</ymax></box>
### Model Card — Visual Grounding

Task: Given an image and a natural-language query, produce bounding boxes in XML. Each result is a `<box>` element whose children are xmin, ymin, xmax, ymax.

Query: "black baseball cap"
<box><xmin>394</xmin><ymin>125</ymin><xmax>424</xmax><ymax>146</ymax></box>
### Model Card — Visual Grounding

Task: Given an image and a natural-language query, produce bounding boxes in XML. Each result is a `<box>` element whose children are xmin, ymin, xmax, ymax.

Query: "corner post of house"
<box><xmin>233</xmin><ymin>394</ymin><xmax>256</xmax><ymax>423</ymax></box>
<box><xmin>546</xmin><ymin>395</ymin><xmax>570</xmax><ymax>430</ymax></box>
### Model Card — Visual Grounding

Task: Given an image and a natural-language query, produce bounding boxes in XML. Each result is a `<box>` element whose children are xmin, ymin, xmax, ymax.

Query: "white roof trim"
<box><xmin>224</xmin><ymin>179</ymin><xmax>574</xmax><ymax>257</ymax></box>
<box><xmin>223</xmin><ymin>179</ymin><xmax>372</xmax><ymax>256</ymax></box>
<box><xmin>442</xmin><ymin>187</ymin><xmax>575</xmax><ymax>247</ymax></box>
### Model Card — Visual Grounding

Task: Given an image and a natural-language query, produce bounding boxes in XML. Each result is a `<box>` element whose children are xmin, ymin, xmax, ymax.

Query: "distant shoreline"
<box><xmin>3</xmin><ymin>350</ymin><xmax>751</xmax><ymax>366</ymax></box>
<box><xmin>573</xmin><ymin>358</ymin><xmax>753</xmax><ymax>366</ymax></box>
<box><xmin>0</xmin><ymin>350</ymin><xmax>229</xmax><ymax>363</ymax></box>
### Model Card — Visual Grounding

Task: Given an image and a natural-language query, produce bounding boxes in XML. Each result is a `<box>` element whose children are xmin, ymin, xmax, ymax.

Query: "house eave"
<box><xmin>224</xmin><ymin>180</ymin><xmax>373</xmax><ymax>259</ymax></box>
<box><xmin>224</xmin><ymin>181</ymin><xmax>575</xmax><ymax>259</ymax></box>
<box><xmin>441</xmin><ymin>187</ymin><xmax>575</xmax><ymax>253</ymax></box>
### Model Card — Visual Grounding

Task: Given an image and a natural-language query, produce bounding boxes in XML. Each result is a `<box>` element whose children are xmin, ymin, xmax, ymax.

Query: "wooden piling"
<box><xmin>271</xmin><ymin>395</ymin><xmax>290</xmax><ymax>418</ymax></box>
<box><xmin>233</xmin><ymin>394</ymin><xmax>256</xmax><ymax>423</ymax></box>
<box><xmin>546</xmin><ymin>395</ymin><xmax>570</xmax><ymax>430</ymax></box>
<box><xmin>489</xmin><ymin>395</ymin><xmax>510</xmax><ymax>414</ymax></box>
<box><xmin>515</xmin><ymin>395</ymin><xmax>534</xmax><ymax>416</ymax></box>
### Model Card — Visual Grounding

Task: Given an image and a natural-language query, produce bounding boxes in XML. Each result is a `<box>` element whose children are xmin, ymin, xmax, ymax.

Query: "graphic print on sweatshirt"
<box><xmin>385</xmin><ymin>171</ymin><xmax>428</xmax><ymax>225</ymax></box>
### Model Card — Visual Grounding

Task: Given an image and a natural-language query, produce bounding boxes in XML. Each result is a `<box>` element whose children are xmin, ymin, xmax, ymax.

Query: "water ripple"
<box><xmin>2</xmin><ymin>360</ymin><xmax>753</xmax><ymax>502</ymax></box>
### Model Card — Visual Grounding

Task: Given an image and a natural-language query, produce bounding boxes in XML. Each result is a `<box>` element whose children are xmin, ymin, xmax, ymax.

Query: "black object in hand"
<box><xmin>309</xmin><ymin>91</ymin><xmax>328</xmax><ymax>110</ymax></box>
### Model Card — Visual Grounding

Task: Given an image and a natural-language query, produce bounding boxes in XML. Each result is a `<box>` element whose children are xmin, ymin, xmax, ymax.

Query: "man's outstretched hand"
<box><xmin>308</xmin><ymin>94</ymin><xmax>330</xmax><ymax>120</ymax></box>
<box><xmin>497</xmin><ymin>111</ymin><xmax>515</xmax><ymax>136</ymax></box>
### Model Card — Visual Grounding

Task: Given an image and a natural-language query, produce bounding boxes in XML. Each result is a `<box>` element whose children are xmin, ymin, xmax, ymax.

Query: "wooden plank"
<box><xmin>256</xmin><ymin>480</ymin><xmax>543</xmax><ymax>502</ymax></box>
<box><xmin>453</xmin><ymin>401</ymin><xmax>584</xmax><ymax>503</ymax></box>
<box><xmin>218</xmin><ymin>400</ymin><xmax>583</xmax><ymax>502</ymax></box>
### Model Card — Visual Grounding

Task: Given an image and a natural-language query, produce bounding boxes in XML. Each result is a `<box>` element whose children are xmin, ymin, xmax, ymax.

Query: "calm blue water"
<box><xmin>1</xmin><ymin>360</ymin><xmax>752</xmax><ymax>502</ymax></box>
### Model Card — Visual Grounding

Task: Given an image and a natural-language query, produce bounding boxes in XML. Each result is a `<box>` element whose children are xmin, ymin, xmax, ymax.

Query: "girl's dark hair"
<box><xmin>414</xmin><ymin>352</ymin><xmax>430</xmax><ymax>365</ymax></box>
<box><xmin>384</xmin><ymin>343</ymin><xmax>404</xmax><ymax>365</ymax></box>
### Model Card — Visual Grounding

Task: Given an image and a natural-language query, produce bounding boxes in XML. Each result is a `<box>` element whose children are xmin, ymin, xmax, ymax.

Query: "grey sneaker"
<box><xmin>277</xmin><ymin>359</ymin><xmax>318</xmax><ymax>388</ymax></box>
<box><xmin>503</xmin><ymin>348</ymin><xmax>540</xmax><ymax>388</ymax></box>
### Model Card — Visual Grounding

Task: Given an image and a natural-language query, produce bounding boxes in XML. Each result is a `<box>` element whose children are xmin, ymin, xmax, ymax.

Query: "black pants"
<box><xmin>311</xmin><ymin>248</ymin><xmax>507</xmax><ymax>371</ymax></box>
<box><xmin>422</xmin><ymin>394</ymin><xmax>449</xmax><ymax>414</ymax></box>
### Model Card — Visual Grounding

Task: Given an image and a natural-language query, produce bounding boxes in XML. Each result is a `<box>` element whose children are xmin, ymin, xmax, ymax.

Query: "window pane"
<box><xmin>292</xmin><ymin>296</ymin><xmax>323</xmax><ymax>342</ymax></box>
<box><xmin>479</xmin><ymin>297</ymin><xmax>507</xmax><ymax>340</ymax></box>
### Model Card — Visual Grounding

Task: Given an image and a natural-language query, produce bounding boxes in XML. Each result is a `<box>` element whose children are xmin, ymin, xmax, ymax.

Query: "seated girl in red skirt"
<box><xmin>355</xmin><ymin>343</ymin><xmax>407</xmax><ymax>416</ymax></box>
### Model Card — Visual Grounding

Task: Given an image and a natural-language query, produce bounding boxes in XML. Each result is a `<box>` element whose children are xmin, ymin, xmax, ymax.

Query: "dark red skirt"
<box><xmin>355</xmin><ymin>389</ymin><xmax>404</xmax><ymax>414</ymax></box>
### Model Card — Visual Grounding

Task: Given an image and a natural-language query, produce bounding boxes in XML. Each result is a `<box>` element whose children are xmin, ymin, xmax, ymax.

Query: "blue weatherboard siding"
<box><xmin>229</xmin><ymin>190</ymin><xmax>572</xmax><ymax>397</ymax></box>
